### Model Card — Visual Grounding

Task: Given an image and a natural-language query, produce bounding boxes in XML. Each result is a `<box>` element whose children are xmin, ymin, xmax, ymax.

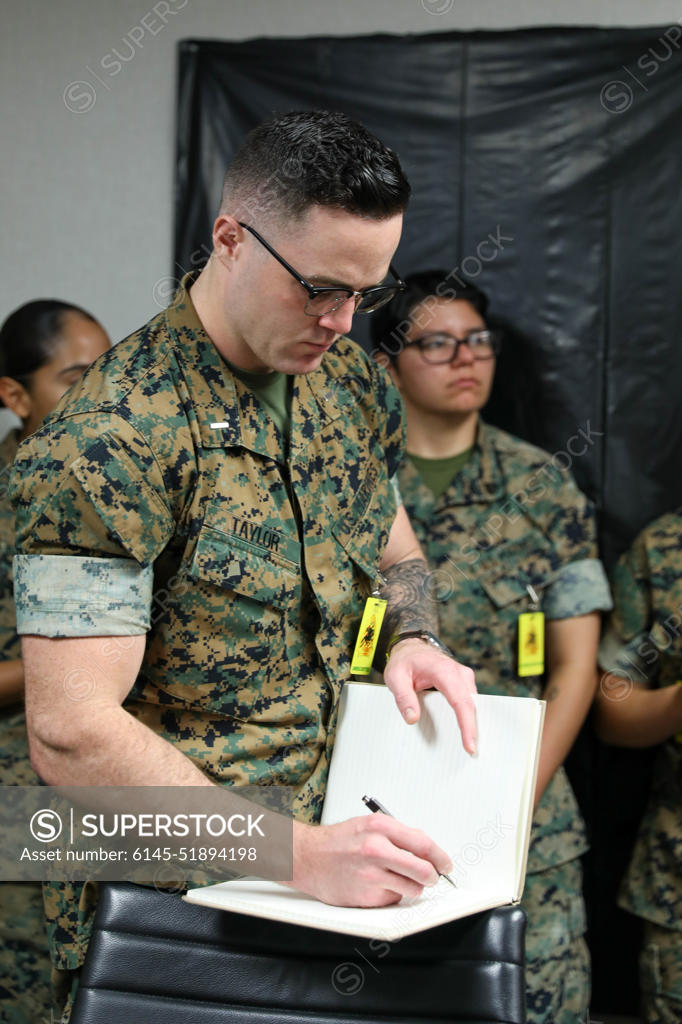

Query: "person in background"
<box><xmin>595</xmin><ymin>508</ymin><xmax>682</xmax><ymax>1024</ymax></box>
<box><xmin>371</xmin><ymin>270</ymin><xmax>613</xmax><ymax>1024</ymax></box>
<box><xmin>0</xmin><ymin>299</ymin><xmax>110</xmax><ymax>1023</ymax></box>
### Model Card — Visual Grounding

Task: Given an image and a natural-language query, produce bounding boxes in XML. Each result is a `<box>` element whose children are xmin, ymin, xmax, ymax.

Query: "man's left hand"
<box><xmin>383</xmin><ymin>638</ymin><xmax>477</xmax><ymax>754</ymax></box>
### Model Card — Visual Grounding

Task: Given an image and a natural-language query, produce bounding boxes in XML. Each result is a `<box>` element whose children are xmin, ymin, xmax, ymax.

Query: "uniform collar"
<box><xmin>164</xmin><ymin>273</ymin><xmax>349</xmax><ymax>458</ymax></box>
<box><xmin>401</xmin><ymin>420</ymin><xmax>507</xmax><ymax>511</ymax></box>
<box><xmin>453</xmin><ymin>421</ymin><xmax>507</xmax><ymax>505</ymax></box>
<box><xmin>288</xmin><ymin>353</ymin><xmax>359</xmax><ymax>456</ymax></box>
<box><xmin>163</xmin><ymin>273</ymin><xmax>242</xmax><ymax>449</ymax></box>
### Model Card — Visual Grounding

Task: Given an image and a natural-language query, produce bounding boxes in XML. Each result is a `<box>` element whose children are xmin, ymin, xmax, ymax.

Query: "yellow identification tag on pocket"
<box><xmin>350</xmin><ymin>597</ymin><xmax>388</xmax><ymax>676</ymax></box>
<box><xmin>518</xmin><ymin>612</ymin><xmax>545</xmax><ymax>677</ymax></box>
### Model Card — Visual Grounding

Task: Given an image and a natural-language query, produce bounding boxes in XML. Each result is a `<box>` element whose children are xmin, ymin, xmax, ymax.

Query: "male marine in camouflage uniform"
<box><xmin>372</xmin><ymin>271</ymin><xmax>612</xmax><ymax>1024</ymax></box>
<box><xmin>10</xmin><ymin>113</ymin><xmax>477</xmax><ymax>1022</ymax></box>
<box><xmin>596</xmin><ymin>509</ymin><xmax>682</xmax><ymax>1024</ymax></box>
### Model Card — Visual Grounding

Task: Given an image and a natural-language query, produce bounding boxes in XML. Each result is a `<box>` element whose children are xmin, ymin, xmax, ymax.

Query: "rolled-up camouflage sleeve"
<box><xmin>544</xmin><ymin>557</ymin><xmax>613</xmax><ymax>620</ymax></box>
<box><xmin>532</xmin><ymin>461</ymin><xmax>612</xmax><ymax>619</ymax></box>
<box><xmin>13</xmin><ymin>554</ymin><xmax>153</xmax><ymax>636</ymax></box>
<box><xmin>9</xmin><ymin>412</ymin><xmax>174</xmax><ymax>637</ymax></box>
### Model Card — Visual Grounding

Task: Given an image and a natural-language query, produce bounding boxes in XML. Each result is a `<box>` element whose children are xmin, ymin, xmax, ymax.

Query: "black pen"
<box><xmin>362</xmin><ymin>795</ymin><xmax>457</xmax><ymax>888</ymax></box>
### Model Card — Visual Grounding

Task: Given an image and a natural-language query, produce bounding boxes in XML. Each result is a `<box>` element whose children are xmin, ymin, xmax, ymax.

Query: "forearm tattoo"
<box><xmin>375</xmin><ymin>558</ymin><xmax>439</xmax><ymax>665</ymax></box>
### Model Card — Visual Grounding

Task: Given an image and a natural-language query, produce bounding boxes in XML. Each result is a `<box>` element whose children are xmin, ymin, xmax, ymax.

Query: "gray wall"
<box><xmin>2</xmin><ymin>0</ymin><xmax>681</xmax><ymax>346</ymax></box>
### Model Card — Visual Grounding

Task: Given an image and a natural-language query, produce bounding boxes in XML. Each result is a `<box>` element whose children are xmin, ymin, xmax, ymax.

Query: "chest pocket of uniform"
<box><xmin>477</xmin><ymin>534</ymin><xmax>560</xmax><ymax>609</ymax></box>
<box><xmin>174</xmin><ymin>518</ymin><xmax>301</xmax><ymax>721</ymax></box>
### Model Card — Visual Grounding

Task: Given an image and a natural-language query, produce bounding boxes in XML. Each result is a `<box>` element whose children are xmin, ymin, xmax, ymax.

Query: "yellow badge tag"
<box><xmin>518</xmin><ymin>611</ymin><xmax>545</xmax><ymax>677</ymax></box>
<box><xmin>350</xmin><ymin>597</ymin><xmax>388</xmax><ymax>676</ymax></box>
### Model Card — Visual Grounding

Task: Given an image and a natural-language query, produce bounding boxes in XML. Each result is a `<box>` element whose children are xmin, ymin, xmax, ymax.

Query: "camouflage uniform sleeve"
<box><xmin>13</xmin><ymin>554</ymin><xmax>153</xmax><ymax>636</ymax></box>
<box><xmin>0</xmin><ymin>435</ymin><xmax>20</xmax><ymax>657</ymax></box>
<box><xmin>541</xmin><ymin>466</ymin><xmax>597</xmax><ymax>561</ymax></box>
<box><xmin>0</xmin><ymin>499</ymin><xmax>18</xmax><ymax>660</ymax></box>
<box><xmin>599</xmin><ymin>533</ymin><xmax>655</xmax><ymax>683</ymax></box>
<box><xmin>9</xmin><ymin>413</ymin><xmax>174</xmax><ymax>637</ymax></box>
<box><xmin>535</xmin><ymin>464</ymin><xmax>612</xmax><ymax>619</ymax></box>
<box><xmin>543</xmin><ymin>558</ymin><xmax>612</xmax><ymax>619</ymax></box>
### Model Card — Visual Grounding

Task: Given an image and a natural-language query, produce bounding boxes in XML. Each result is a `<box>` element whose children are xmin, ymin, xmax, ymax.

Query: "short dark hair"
<box><xmin>370</xmin><ymin>269</ymin><xmax>489</xmax><ymax>363</ymax></box>
<box><xmin>0</xmin><ymin>299</ymin><xmax>98</xmax><ymax>397</ymax></box>
<box><xmin>221</xmin><ymin>110</ymin><xmax>411</xmax><ymax>223</ymax></box>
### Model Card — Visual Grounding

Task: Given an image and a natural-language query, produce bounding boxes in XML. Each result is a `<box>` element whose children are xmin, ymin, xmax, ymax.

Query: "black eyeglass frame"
<box><xmin>404</xmin><ymin>329</ymin><xmax>502</xmax><ymax>364</ymax></box>
<box><xmin>238</xmin><ymin>222</ymin><xmax>405</xmax><ymax>316</ymax></box>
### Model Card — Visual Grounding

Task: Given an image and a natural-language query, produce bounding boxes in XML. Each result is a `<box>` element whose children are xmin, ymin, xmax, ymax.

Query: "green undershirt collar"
<box><xmin>407</xmin><ymin>446</ymin><xmax>475</xmax><ymax>498</ymax></box>
<box><xmin>221</xmin><ymin>356</ymin><xmax>292</xmax><ymax>441</ymax></box>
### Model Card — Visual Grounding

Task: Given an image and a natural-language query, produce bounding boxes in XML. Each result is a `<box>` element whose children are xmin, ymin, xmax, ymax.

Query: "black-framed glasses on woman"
<box><xmin>238</xmin><ymin>222</ymin><xmax>405</xmax><ymax>317</ymax></box>
<box><xmin>404</xmin><ymin>330</ymin><xmax>502</xmax><ymax>364</ymax></box>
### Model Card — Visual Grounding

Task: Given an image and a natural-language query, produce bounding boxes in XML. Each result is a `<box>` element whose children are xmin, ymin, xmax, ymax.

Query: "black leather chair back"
<box><xmin>71</xmin><ymin>883</ymin><xmax>526</xmax><ymax>1023</ymax></box>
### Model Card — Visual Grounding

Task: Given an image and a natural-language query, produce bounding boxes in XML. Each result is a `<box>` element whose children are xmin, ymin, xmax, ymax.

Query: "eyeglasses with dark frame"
<box><xmin>238</xmin><ymin>222</ymin><xmax>405</xmax><ymax>317</ymax></box>
<box><xmin>404</xmin><ymin>330</ymin><xmax>502</xmax><ymax>364</ymax></box>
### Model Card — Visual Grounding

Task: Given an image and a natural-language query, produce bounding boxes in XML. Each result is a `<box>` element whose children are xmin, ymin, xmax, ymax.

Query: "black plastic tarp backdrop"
<box><xmin>174</xmin><ymin>28</ymin><xmax>682</xmax><ymax>1013</ymax></box>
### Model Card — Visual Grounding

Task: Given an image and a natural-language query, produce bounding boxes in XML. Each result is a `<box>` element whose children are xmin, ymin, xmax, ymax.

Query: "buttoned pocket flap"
<box><xmin>189</xmin><ymin>524</ymin><xmax>299</xmax><ymax>611</ymax></box>
<box><xmin>478</xmin><ymin>538</ymin><xmax>560</xmax><ymax>609</ymax></box>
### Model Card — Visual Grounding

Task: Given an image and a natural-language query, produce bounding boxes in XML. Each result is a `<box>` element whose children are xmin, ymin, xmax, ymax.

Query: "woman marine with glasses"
<box><xmin>372</xmin><ymin>271</ymin><xmax>612</xmax><ymax>1024</ymax></box>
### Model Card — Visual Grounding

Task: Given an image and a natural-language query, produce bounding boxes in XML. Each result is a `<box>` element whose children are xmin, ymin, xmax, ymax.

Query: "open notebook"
<box><xmin>184</xmin><ymin>684</ymin><xmax>545</xmax><ymax>940</ymax></box>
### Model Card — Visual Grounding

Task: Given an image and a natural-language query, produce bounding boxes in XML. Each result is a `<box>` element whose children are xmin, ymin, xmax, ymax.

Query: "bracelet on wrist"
<box><xmin>385</xmin><ymin>629</ymin><xmax>454</xmax><ymax>667</ymax></box>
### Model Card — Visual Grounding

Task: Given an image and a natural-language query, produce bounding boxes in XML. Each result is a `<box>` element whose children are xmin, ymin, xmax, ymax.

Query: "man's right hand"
<box><xmin>287</xmin><ymin>815</ymin><xmax>453</xmax><ymax>907</ymax></box>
